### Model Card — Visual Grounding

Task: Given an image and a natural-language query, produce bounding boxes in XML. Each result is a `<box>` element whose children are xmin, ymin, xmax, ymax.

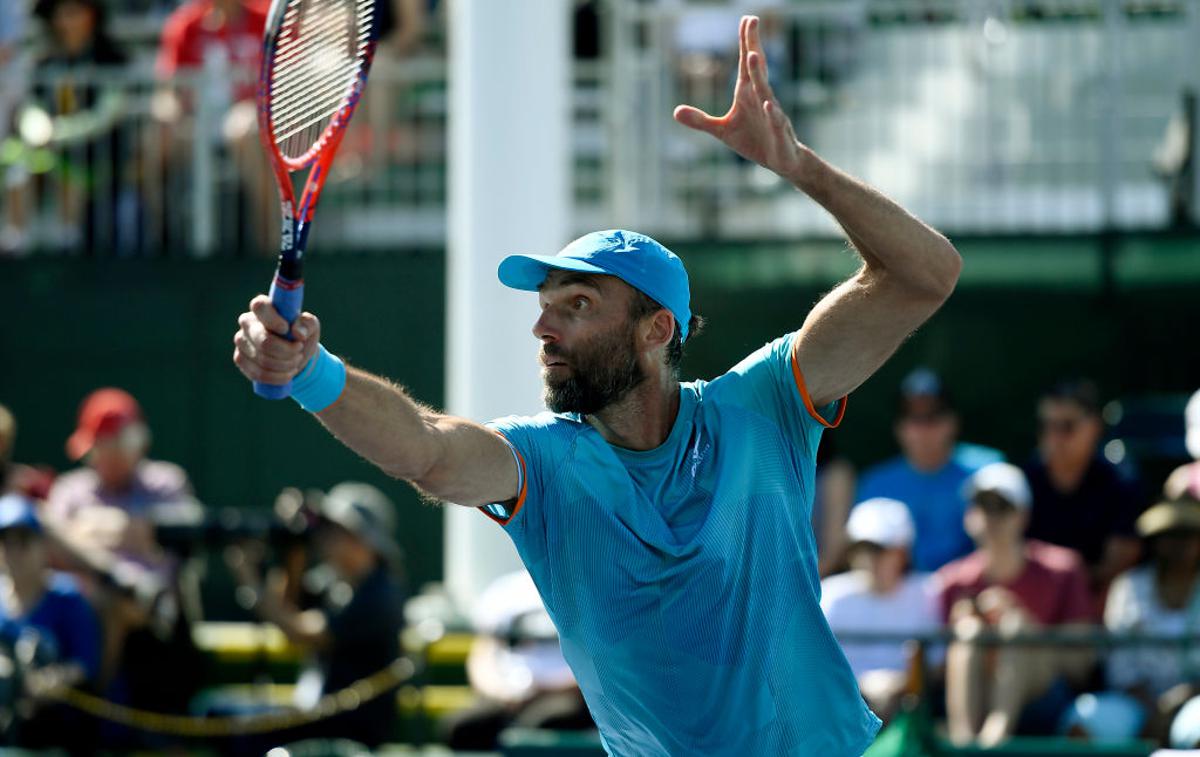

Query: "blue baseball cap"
<box><xmin>498</xmin><ymin>229</ymin><xmax>693</xmax><ymax>342</ymax></box>
<box><xmin>0</xmin><ymin>494</ymin><xmax>41</xmax><ymax>534</ymax></box>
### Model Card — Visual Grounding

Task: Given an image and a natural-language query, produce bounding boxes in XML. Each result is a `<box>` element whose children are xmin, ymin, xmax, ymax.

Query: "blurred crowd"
<box><xmin>2</xmin><ymin>374</ymin><xmax>1199</xmax><ymax>751</ymax></box>
<box><xmin>817</xmin><ymin>372</ymin><xmax>1200</xmax><ymax>750</ymax></box>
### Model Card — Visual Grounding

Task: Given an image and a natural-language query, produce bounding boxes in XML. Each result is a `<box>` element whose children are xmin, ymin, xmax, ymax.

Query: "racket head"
<box><xmin>257</xmin><ymin>0</ymin><xmax>380</xmax><ymax>175</ymax></box>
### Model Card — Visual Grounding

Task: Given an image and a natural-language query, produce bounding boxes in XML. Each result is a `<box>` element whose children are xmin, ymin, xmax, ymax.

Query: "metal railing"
<box><xmin>606</xmin><ymin>0</ymin><xmax>1200</xmax><ymax>238</ymax></box>
<box><xmin>2</xmin><ymin>0</ymin><xmax>1198</xmax><ymax>257</ymax></box>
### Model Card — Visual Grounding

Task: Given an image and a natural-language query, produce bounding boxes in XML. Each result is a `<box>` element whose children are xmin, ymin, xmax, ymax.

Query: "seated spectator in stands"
<box><xmin>940</xmin><ymin>463</ymin><xmax>1095</xmax><ymax>747</ymax></box>
<box><xmin>5</xmin><ymin>0</ymin><xmax>130</xmax><ymax>254</ymax></box>
<box><xmin>443</xmin><ymin>569</ymin><xmax>594</xmax><ymax>750</ymax></box>
<box><xmin>0</xmin><ymin>403</ymin><xmax>55</xmax><ymax>500</ymax></box>
<box><xmin>153</xmin><ymin>0</ymin><xmax>270</xmax><ymax>251</ymax></box>
<box><xmin>1061</xmin><ymin>496</ymin><xmax>1200</xmax><ymax>745</ymax></box>
<box><xmin>1163</xmin><ymin>388</ymin><xmax>1200</xmax><ymax>501</ymax></box>
<box><xmin>1022</xmin><ymin>379</ymin><xmax>1145</xmax><ymax>603</ymax></box>
<box><xmin>820</xmin><ymin>497</ymin><xmax>941</xmax><ymax>723</ymax></box>
<box><xmin>0</xmin><ymin>494</ymin><xmax>101</xmax><ymax>751</ymax></box>
<box><xmin>814</xmin><ymin>432</ymin><xmax>856</xmax><ymax>576</ymax></box>
<box><xmin>44</xmin><ymin>387</ymin><xmax>199</xmax><ymax>713</ymax></box>
<box><xmin>229</xmin><ymin>482</ymin><xmax>407</xmax><ymax>748</ymax></box>
<box><xmin>856</xmin><ymin>368</ymin><xmax>1004</xmax><ymax>572</ymax></box>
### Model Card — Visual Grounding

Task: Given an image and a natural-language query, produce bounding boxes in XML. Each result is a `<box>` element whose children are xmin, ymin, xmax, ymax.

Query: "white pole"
<box><xmin>444</xmin><ymin>0</ymin><xmax>572</xmax><ymax>612</ymax></box>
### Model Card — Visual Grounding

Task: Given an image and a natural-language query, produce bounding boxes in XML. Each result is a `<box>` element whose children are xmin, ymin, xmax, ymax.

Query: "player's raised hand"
<box><xmin>232</xmin><ymin>296</ymin><xmax>320</xmax><ymax>386</ymax></box>
<box><xmin>673</xmin><ymin>16</ymin><xmax>808</xmax><ymax>183</ymax></box>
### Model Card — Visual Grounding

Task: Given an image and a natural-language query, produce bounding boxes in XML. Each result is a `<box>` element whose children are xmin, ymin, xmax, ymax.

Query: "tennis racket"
<box><xmin>253</xmin><ymin>0</ymin><xmax>379</xmax><ymax>399</ymax></box>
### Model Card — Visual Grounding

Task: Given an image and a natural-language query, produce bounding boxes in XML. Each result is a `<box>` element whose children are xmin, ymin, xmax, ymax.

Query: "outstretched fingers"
<box><xmin>746</xmin><ymin>49</ymin><xmax>777</xmax><ymax>109</ymax></box>
<box><xmin>673</xmin><ymin>104</ymin><xmax>723</xmax><ymax>137</ymax></box>
<box><xmin>735</xmin><ymin>16</ymin><xmax>751</xmax><ymax>84</ymax></box>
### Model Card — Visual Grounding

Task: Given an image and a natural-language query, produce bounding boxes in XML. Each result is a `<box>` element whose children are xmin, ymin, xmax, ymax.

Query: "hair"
<box><xmin>1041</xmin><ymin>378</ymin><xmax>1102</xmax><ymax>416</ymax></box>
<box><xmin>627</xmin><ymin>290</ymin><xmax>705</xmax><ymax>377</ymax></box>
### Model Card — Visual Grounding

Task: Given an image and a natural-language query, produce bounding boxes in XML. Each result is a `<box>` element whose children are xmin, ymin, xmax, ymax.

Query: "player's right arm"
<box><xmin>232</xmin><ymin>296</ymin><xmax>519</xmax><ymax>508</ymax></box>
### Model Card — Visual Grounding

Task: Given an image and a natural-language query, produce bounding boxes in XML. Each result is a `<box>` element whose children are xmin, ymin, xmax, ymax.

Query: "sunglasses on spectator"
<box><xmin>972</xmin><ymin>491</ymin><xmax>1019</xmax><ymax>514</ymax></box>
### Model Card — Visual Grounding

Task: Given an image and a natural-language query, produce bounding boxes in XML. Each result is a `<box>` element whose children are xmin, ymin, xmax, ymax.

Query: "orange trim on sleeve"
<box><xmin>479</xmin><ymin>431</ymin><xmax>528</xmax><ymax>527</ymax></box>
<box><xmin>789</xmin><ymin>337</ymin><xmax>847</xmax><ymax>429</ymax></box>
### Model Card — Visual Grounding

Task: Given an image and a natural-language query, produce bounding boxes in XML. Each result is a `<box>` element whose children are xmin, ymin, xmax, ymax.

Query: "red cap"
<box><xmin>66</xmin><ymin>388</ymin><xmax>143</xmax><ymax>461</ymax></box>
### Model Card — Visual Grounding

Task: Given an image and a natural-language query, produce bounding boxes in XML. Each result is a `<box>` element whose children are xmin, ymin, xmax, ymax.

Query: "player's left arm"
<box><xmin>675</xmin><ymin>16</ymin><xmax>962</xmax><ymax>408</ymax></box>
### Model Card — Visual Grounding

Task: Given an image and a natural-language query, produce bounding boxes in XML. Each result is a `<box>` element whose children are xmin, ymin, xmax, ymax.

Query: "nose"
<box><xmin>533</xmin><ymin>308</ymin><xmax>559</xmax><ymax>343</ymax></box>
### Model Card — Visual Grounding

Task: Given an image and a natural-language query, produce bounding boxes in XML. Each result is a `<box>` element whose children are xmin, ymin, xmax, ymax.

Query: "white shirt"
<box><xmin>1105</xmin><ymin>565</ymin><xmax>1200</xmax><ymax>697</ymax></box>
<box><xmin>820</xmin><ymin>570</ymin><xmax>943</xmax><ymax>677</ymax></box>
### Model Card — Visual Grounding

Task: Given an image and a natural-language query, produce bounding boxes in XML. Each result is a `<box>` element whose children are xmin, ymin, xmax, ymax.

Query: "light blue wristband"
<box><xmin>291</xmin><ymin>344</ymin><xmax>346</xmax><ymax>413</ymax></box>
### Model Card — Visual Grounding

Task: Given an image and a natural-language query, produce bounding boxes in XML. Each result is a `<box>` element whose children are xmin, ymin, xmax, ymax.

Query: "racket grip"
<box><xmin>253</xmin><ymin>273</ymin><xmax>305</xmax><ymax>400</ymax></box>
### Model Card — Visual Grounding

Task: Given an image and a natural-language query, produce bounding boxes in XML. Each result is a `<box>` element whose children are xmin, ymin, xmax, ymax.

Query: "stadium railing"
<box><xmin>2</xmin><ymin>0</ymin><xmax>1198</xmax><ymax>257</ymax></box>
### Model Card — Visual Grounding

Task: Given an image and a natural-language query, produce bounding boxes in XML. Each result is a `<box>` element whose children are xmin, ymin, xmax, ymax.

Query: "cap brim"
<box><xmin>497</xmin><ymin>254</ymin><xmax>609</xmax><ymax>291</ymax></box>
<box><xmin>66</xmin><ymin>429</ymin><xmax>94</xmax><ymax>461</ymax></box>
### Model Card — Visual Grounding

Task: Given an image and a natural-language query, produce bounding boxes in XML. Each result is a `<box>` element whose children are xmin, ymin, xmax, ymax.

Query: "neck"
<box><xmin>587</xmin><ymin>372</ymin><xmax>679</xmax><ymax>451</ymax></box>
<box><xmin>1046</xmin><ymin>456</ymin><xmax>1090</xmax><ymax>491</ymax></box>
<box><xmin>983</xmin><ymin>539</ymin><xmax>1025</xmax><ymax>582</ymax></box>
<box><xmin>910</xmin><ymin>450</ymin><xmax>951</xmax><ymax>474</ymax></box>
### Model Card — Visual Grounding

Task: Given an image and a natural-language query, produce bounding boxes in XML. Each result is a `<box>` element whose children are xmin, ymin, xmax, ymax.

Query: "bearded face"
<box><xmin>541</xmin><ymin>316</ymin><xmax>646</xmax><ymax>415</ymax></box>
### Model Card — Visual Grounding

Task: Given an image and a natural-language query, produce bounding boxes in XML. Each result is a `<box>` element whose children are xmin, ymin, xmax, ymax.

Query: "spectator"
<box><xmin>0</xmin><ymin>403</ymin><xmax>55</xmax><ymax>500</ymax></box>
<box><xmin>1061</xmin><ymin>496</ymin><xmax>1200</xmax><ymax>744</ymax></box>
<box><xmin>1022</xmin><ymin>379</ymin><xmax>1145</xmax><ymax>603</ymax></box>
<box><xmin>229</xmin><ymin>482</ymin><xmax>407</xmax><ymax>748</ymax></box>
<box><xmin>1163</xmin><ymin>388</ymin><xmax>1200</xmax><ymax>501</ymax></box>
<box><xmin>856</xmin><ymin>368</ymin><xmax>1004</xmax><ymax>572</ymax></box>
<box><xmin>939</xmin><ymin>463</ymin><xmax>1095</xmax><ymax>747</ymax></box>
<box><xmin>443</xmin><ymin>569</ymin><xmax>594</xmax><ymax>750</ymax></box>
<box><xmin>0</xmin><ymin>494</ymin><xmax>101</xmax><ymax>752</ymax></box>
<box><xmin>820</xmin><ymin>497</ymin><xmax>941</xmax><ymax>723</ymax></box>
<box><xmin>814</xmin><ymin>432</ymin><xmax>855</xmax><ymax>576</ymax></box>
<box><xmin>44</xmin><ymin>387</ymin><xmax>200</xmax><ymax>717</ymax></box>
<box><xmin>153</xmin><ymin>0</ymin><xmax>269</xmax><ymax>252</ymax></box>
<box><xmin>5</xmin><ymin>0</ymin><xmax>131</xmax><ymax>254</ymax></box>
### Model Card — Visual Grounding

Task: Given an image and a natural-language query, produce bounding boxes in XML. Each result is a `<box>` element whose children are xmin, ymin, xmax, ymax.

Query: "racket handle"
<box><xmin>253</xmin><ymin>273</ymin><xmax>305</xmax><ymax>400</ymax></box>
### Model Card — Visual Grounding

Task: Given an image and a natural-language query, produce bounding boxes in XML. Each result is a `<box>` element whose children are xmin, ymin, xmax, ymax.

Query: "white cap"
<box><xmin>846</xmin><ymin>498</ymin><xmax>915</xmax><ymax>549</ymax></box>
<box><xmin>964</xmin><ymin>462</ymin><xmax>1032</xmax><ymax>510</ymax></box>
<box><xmin>1186</xmin><ymin>389</ymin><xmax>1200</xmax><ymax>460</ymax></box>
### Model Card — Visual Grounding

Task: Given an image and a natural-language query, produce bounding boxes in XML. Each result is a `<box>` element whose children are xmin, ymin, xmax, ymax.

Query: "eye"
<box><xmin>572</xmin><ymin>296</ymin><xmax>590</xmax><ymax>310</ymax></box>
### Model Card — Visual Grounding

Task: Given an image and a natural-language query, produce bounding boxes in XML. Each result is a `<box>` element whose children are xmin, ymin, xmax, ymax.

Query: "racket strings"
<box><xmin>269</xmin><ymin>0</ymin><xmax>373</xmax><ymax>161</ymax></box>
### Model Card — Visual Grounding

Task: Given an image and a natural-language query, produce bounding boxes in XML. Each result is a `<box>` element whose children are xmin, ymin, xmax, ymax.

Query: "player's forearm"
<box><xmin>789</xmin><ymin>148</ymin><xmax>961</xmax><ymax>300</ymax></box>
<box><xmin>314</xmin><ymin>365</ymin><xmax>447</xmax><ymax>483</ymax></box>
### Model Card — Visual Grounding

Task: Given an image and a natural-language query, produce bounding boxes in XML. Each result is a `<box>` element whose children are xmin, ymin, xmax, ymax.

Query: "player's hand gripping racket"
<box><xmin>253</xmin><ymin>0</ymin><xmax>379</xmax><ymax>398</ymax></box>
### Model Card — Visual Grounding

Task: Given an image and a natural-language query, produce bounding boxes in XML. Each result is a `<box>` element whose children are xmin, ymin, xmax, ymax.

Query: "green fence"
<box><xmin>2</xmin><ymin>233</ymin><xmax>1198</xmax><ymax>597</ymax></box>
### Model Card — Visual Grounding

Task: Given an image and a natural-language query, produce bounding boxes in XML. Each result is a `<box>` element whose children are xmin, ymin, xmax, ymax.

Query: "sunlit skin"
<box><xmin>848</xmin><ymin>543</ymin><xmax>908</xmax><ymax>594</ymax></box>
<box><xmin>86</xmin><ymin>434</ymin><xmax>142</xmax><ymax>492</ymax></box>
<box><xmin>534</xmin><ymin>270</ymin><xmax>678</xmax><ymax>450</ymax></box>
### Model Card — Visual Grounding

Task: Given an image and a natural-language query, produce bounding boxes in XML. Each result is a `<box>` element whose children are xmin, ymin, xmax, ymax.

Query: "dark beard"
<box><xmin>542</xmin><ymin>322</ymin><xmax>645</xmax><ymax>415</ymax></box>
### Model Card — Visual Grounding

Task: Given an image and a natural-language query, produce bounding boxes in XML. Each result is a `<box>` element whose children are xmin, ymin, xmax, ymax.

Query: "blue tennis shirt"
<box><xmin>483</xmin><ymin>334</ymin><xmax>882</xmax><ymax>756</ymax></box>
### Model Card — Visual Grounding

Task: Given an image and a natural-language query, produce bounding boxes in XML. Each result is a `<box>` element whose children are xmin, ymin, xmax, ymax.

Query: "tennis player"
<box><xmin>233</xmin><ymin>16</ymin><xmax>961</xmax><ymax>755</ymax></box>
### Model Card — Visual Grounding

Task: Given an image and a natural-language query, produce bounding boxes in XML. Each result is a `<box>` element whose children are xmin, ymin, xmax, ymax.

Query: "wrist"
<box><xmin>291</xmin><ymin>344</ymin><xmax>346</xmax><ymax>413</ymax></box>
<box><xmin>784</xmin><ymin>144</ymin><xmax>823</xmax><ymax>194</ymax></box>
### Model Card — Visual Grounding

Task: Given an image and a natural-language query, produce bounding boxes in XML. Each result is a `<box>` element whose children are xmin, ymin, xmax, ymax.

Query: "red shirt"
<box><xmin>937</xmin><ymin>539</ymin><xmax>1094</xmax><ymax>625</ymax></box>
<box><xmin>157</xmin><ymin>0</ymin><xmax>267</xmax><ymax>100</ymax></box>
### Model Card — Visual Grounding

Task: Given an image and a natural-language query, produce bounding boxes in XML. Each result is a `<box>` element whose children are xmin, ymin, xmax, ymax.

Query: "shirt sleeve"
<box><xmin>156</xmin><ymin>11</ymin><xmax>189</xmax><ymax>78</ymax></box>
<box><xmin>478</xmin><ymin>414</ymin><xmax>559</xmax><ymax>570</ymax></box>
<box><xmin>711</xmin><ymin>333</ymin><xmax>847</xmax><ymax>461</ymax></box>
<box><xmin>1103</xmin><ymin>572</ymin><xmax>1142</xmax><ymax>690</ymax></box>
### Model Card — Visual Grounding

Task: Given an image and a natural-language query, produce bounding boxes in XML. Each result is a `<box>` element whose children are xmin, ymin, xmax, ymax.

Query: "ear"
<box><xmin>639</xmin><ymin>308</ymin><xmax>675</xmax><ymax>353</ymax></box>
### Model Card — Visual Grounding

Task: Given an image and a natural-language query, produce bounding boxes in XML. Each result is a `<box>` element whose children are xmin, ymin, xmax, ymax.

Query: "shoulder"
<box><xmin>137</xmin><ymin>460</ymin><xmax>191</xmax><ymax>495</ymax></box>
<box><xmin>43</xmin><ymin>574</ymin><xmax>92</xmax><ymax>612</ymax></box>
<box><xmin>858</xmin><ymin>457</ymin><xmax>910</xmax><ymax>488</ymax></box>
<box><xmin>952</xmin><ymin>443</ymin><xmax>1006</xmax><ymax>471</ymax></box>
<box><xmin>47</xmin><ymin>467</ymin><xmax>97</xmax><ymax>503</ymax></box>
<box><xmin>488</xmin><ymin>411</ymin><xmax>583</xmax><ymax>444</ymax></box>
<box><xmin>1026</xmin><ymin>539</ymin><xmax>1086</xmax><ymax>574</ymax></box>
<box><xmin>821</xmin><ymin>571</ymin><xmax>868</xmax><ymax>600</ymax></box>
<box><xmin>937</xmin><ymin>550</ymin><xmax>983</xmax><ymax>587</ymax></box>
